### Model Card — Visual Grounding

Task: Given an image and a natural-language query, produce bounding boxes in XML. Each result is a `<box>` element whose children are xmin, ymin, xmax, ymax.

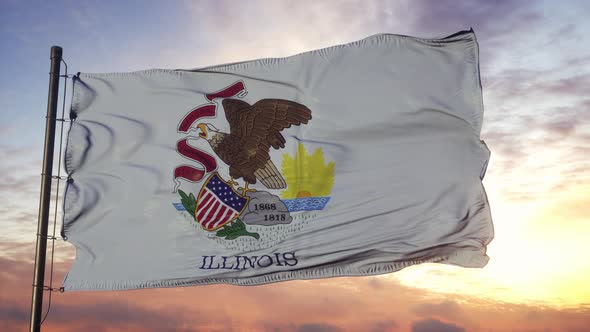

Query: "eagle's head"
<box><xmin>196</xmin><ymin>123</ymin><xmax>219</xmax><ymax>140</ymax></box>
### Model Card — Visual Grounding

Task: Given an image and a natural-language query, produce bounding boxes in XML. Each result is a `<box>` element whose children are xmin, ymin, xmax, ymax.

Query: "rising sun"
<box><xmin>281</xmin><ymin>143</ymin><xmax>335</xmax><ymax>199</ymax></box>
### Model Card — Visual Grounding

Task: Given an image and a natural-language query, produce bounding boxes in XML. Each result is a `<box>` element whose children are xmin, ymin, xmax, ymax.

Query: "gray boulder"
<box><xmin>241</xmin><ymin>191</ymin><xmax>293</xmax><ymax>226</ymax></box>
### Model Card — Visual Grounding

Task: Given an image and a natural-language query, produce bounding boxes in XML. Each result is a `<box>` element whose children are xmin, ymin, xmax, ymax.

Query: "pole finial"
<box><xmin>50</xmin><ymin>46</ymin><xmax>62</xmax><ymax>59</ymax></box>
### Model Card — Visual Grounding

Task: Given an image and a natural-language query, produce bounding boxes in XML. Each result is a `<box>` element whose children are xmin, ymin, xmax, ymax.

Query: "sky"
<box><xmin>1</xmin><ymin>0</ymin><xmax>590</xmax><ymax>331</ymax></box>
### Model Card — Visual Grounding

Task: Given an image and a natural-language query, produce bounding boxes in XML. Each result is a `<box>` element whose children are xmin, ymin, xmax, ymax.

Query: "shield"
<box><xmin>195</xmin><ymin>173</ymin><xmax>250</xmax><ymax>231</ymax></box>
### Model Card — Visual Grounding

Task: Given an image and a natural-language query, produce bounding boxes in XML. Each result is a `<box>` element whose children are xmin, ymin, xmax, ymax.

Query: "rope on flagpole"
<box><xmin>40</xmin><ymin>58</ymin><xmax>69</xmax><ymax>325</ymax></box>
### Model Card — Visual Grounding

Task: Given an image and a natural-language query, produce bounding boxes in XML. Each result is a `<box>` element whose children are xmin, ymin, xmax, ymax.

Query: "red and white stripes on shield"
<box><xmin>195</xmin><ymin>173</ymin><xmax>249</xmax><ymax>231</ymax></box>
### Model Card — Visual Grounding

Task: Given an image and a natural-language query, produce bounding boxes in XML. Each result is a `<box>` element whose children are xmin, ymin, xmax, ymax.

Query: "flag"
<box><xmin>61</xmin><ymin>29</ymin><xmax>493</xmax><ymax>291</ymax></box>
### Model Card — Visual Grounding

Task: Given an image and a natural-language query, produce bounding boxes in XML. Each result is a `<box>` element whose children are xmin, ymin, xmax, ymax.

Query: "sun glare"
<box><xmin>393</xmin><ymin>187</ymin><xmax>590</xmax><ymax>307</ymax></box>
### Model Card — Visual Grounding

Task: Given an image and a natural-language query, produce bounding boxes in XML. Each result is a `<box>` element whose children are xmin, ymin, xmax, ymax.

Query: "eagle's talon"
<box><xmin>225</xmin><ymin>177</ymin><xmax>240</xmax><ymax>188</ymax></box>
<box><xmin>240</xmin><ymin>183</ymin><xmax>257</xmax><ymax>196</ymax></box>
<box><xmin>242</xmin><ymin>189</ymin><xmax>257</xmax><ymax>196</ymax></box>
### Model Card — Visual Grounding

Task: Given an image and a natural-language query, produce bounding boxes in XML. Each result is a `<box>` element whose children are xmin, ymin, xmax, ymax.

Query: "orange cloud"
<box><xmin>2</xmin><ymin>254</ymin><xmax>589</xmax><ymax>332</ymax></box>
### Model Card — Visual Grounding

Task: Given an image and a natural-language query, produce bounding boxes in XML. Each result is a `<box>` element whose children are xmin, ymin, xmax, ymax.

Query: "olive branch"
<box><xmin>216</xmin><ymin>219</ymin><xmax>259</xmax><ymax>240</ymax></box>
<box><xmin>178</xmin><ymin>190</ymin><xmax>196</xmax><ymax>219</ymax></box>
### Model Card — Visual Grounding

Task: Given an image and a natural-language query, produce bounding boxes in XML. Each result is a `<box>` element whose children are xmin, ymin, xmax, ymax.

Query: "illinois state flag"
<box><xmin>61</xmin><ymin>29</ymin><xmax>493</xmax><ymax>291</ymax></box>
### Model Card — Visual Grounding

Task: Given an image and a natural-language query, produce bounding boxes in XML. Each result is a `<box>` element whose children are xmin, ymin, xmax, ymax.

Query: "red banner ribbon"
<box><xmin>178</xmin><ymin>104</ymin><xmax>216</xmax><ymax>133</ymax></box>
<box><xmin>174</xmin><ymin>165</ymin><xmax>206</xmax><ymax>183</ymax></box>
<box><xmin>176</xmin><ymin>139</ymin><xmax>217</xmax><ymax>172</ymax></box>
<box><xmin>174</xmin><ymin>81</ymin><xmax>247</xmax><ymax>190</ymax></box>
<box><xmin>206</xmin><ymin>81</ymin><xmax>246</xmax><ymax>101</ymax></box>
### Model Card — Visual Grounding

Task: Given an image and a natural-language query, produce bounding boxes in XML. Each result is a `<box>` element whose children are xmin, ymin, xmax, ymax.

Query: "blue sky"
<box><xmin>1</xmin><ymin>1</ymin><xmax>590</xmax><ymax>331</ymax></box>
<box><xmin>0</xmin><ymin>1</ymin><xmax>188</xmax><ymax>147</ymax></box>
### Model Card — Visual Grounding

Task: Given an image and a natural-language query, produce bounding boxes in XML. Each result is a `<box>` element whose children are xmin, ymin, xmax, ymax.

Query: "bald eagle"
<box><xmin>197</xmin><ymin>98</ymin><xmax>312</xmax><ymax>192</ymax></box>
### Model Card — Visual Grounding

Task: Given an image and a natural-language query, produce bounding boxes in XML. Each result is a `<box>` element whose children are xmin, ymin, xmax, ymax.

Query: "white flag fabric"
<box><xmin>62</xmin><ymin>29</ymin><xmax>493</xmax><ymax>291</ymax></box>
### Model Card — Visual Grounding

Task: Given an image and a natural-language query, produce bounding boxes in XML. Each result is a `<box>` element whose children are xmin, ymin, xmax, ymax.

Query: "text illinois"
<box><xmin>199</xmin><ymin>252</ymin><xmax>298</xmax><ymax>270</ymax></box>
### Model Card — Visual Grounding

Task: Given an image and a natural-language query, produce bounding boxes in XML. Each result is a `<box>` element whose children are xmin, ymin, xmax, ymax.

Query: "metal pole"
<box><xmin>29</xmin><ymin>46</ymin><xmax>62</xmax><ymax>332</ymax></box>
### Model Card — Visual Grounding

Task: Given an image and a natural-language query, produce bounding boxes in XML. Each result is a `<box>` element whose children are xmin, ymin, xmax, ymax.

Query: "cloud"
<box><xmin>411</xmin><ymin>318</ymin><xmax>465</xmax><ymax>332</ymax></box>
<box><xmin>491</xmin><ymin>72</ymin><xmax>590</xmax><ymax>101</ymax></box>
<box><xmin>407</xmin><ymin>0</ymin><xmax>540</xmax><ymax>37</ymax></box>
<box><xmin>0</xmin><ymin>256</ymin><xmax>213</xmax><ymax>332</ymax></box>
<box><xmin>45</xmin><ymin>301</ymin><xmax>199</xmax><ymax>332</ymax></box>
<box><xmin>566</xmin><ymin>54</ymin><xmax>590</xmax><ymax>66</ymax></box>
<box><xmin>2</xmin><ymin>255</ymin><xmax>590</xmax><ymax>331</ymax></box>
<box><xmin>298</xmin><ymin>323</ymin><xmax>344</xmax><ymax>332</ymax></box>
<box><xmin>0</xmin><ymin>298</ymin><xmax>201</xmax><ymax>332</ymax></box>
<box><xmin>182</xmin><ymin>0</ymin><xmax>395</xmax><ymax>67</ymax></box>
<box><xmin>402</xmin><ymin>0</ymin><xmax>546</xmax><ymax>74</ymax></box>
<box><xmin>412</xmin><ymin>300</ymin><xmax>462</xmax><ymax>320</ymax></box>
<box><xmin>181</xmin><ymin>0</ymin><xmax>544</xmax><ymax>71</ymax></box>
<box><xmin>367</xmin><ymin>277</ymin><xmax>385</xmax><ymax>289</ymax></box>
<box><xmin>0</xmin><ymin>142</ymin><xmax>72</xmax><ymax>251</ymax></box>
<box><xmin>538</xmin><ymin>74</ymin><xmax>590</xmax><ymax>96</ymax></box>
<box><xmin>0</xmin><ymin>308</ymin><xmax>27</xmax><ymax>332</ymax></box>
<box><xmin>369</xmin><ymin>320</ymin><xmax>398</xmax><ymax>332</ymax></box>
<box><xmin>478</xmin><ymin>65</ymin><xmax>590</xmax><ymax>200</ymax></box>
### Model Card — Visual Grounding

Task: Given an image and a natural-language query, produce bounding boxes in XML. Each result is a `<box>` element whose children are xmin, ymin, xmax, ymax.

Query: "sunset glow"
<box><xmin>1</xmin><ymin>0</ymin><xmax>589</xmax><ymax>331</ymax></box>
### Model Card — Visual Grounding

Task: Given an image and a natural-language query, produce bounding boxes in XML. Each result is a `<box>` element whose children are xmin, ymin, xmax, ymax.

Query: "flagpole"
<box><xmin>29</xmin><ymin>46</ymin><xmax>63</xmax><ymax>332</ymax></box>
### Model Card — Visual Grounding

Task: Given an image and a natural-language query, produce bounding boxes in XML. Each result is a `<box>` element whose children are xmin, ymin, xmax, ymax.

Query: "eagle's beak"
<box><xmin>197</xmin><ymin>123</ymin><xmax>208</xmax><ymax>139</ymax></box>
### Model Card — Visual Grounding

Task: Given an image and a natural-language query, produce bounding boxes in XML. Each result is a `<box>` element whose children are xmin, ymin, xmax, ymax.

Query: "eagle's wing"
<box><xmin>222</xmin><ymin>98</ymin><xmax>312</xmax><ymax>188</ymax></box>
<box><xmin>222</xmin><ymin>99</ymin><xmax>252</xmax><ymax>139</ymax></box>
<box><xmin>255</xmin><ymin>99</ymin><xmax>312</xmax><ymax>149</ymax></box>
<box><xmin>223</xmin><ymin>99</ymin><xmax>311</xmax><ymax>149</ymax></box>
<box><xmin>223</xmin><ymin>98</ymin><xmax>311</xmax><ymax>151</ymax></box>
